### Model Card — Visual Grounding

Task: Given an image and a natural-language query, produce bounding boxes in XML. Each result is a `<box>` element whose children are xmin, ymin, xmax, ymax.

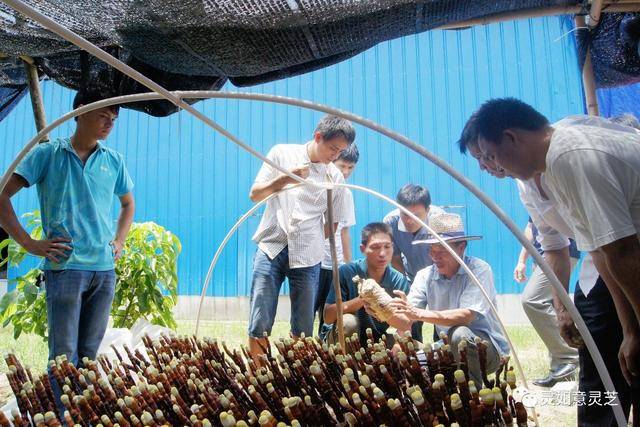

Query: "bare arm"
<box><xmin>0</xmin><ymin>174</ymin><xmax>71</xmax><ymax>262</ymax></box>
<box><xmin>597</xmin><ymin>235</ymin><xmax>640</xmax><ymax>325</ymax></box>
<box><xmin>417</xmin><ymin>308</ymin><xmax>476</xmax><ymax>327</ymax></box>
<box><xmin>388</xmin><ymin>296</ymin><xmax>476</xmax><ymax>327</ymax></box>
<box><xmin>341</xmin><ymin>227</ymin><xmax>352</xmax><ymax>263</ymax></box>
<box><xmin>514</xmin><ymin>222</ymin><xmax>533</xmax><ymax>283</ymax></box>
<box><xmin>0</xmin><ymin>174</ymin><xmax>31</xmax><ymax>246</ymax></box>
<box><xmin>544</xmin><ymin>246</ymin><xmax>572</xmax><ymax>310</ymax></box>
<box><xmin>249</xmin><ymin>174</ymin><xmax>293</xmax><ymax>203</ymax></box>
<box><xmin>385</xmin><ymin>312</ymin><xmax>413</xmax><ymax>331</ymax></box>
<box><xmin>592</xmin><ymin>246</ymin><xmax>640</xmax><ymax>383</ymax></box>
<box><xmin>249</xmin><ymin>165</ymin><xmax>309</xmax><ymax>203</ymax></box>
<box><xmin>592</xmin><ymin>248</ymin><xmax>639</xmax><ymax>334</ymax></box>
<box><xmin>111</xmin><ymin>192</ymin><xmax>135</xmax><ymax>260</ymax></box>
<box><xmin>323</xmin><ymin>296</ymin><xmax>364</xmax><ymax>324</ymax></box>
<box><xmin>323</xmin><ymin>222</ymin><xmax>339</xmax><ymax>238</ymax></box>
<box><xmin>541</xmin><ymin>246</ymin><xmax>584</xmax><ymax>348</ymax></box>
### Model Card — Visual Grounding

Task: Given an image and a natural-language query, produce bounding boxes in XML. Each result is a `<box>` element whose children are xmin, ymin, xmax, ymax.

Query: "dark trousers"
<box><xmin>315</xmin><ymin>268</ymin><xmax>334</xmax><ymax>335</ymax></box>
<box><xmin>411</xmin><ymin>320</ymin><xmax>424</xmax><ymax>342</ymax></box>
<box><xmin>575</xmin><ymin>277</ymin><xmax>638</xmax><ymax>426</ymax></box>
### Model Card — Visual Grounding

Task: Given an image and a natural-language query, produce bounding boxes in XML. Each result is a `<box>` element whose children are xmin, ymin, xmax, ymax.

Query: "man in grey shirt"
<box><xmin>383</xmin><ymin>183</ymin><xmax>444</xmax><ymax>341</ymax></box>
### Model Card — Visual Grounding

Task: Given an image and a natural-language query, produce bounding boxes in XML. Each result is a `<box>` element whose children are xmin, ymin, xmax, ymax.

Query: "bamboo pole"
<box><xmin>326</xmin><ymin>188</ymin><xmax>346</xmax><ymax>352</ymax></box>
<box><xmin>439</xmin><ymin>2</ymin><xmax>640</xmax><ymax>30</ymax></box>
<box><xmin>20</xmin><ymin>56</ymin><xmax>48</xmax><ymax>141</ymax></box>
<box><xmin>590</xmin><ymin>0</ymin><xmax>605</xmax><ymax>28</ymax></box>
<box><xmin>575</xmin><ymin>7</ymin><xmax>601</xmax><ymax>116</ymax></box>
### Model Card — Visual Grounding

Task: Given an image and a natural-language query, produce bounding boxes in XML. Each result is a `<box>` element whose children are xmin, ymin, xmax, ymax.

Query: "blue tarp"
<box><xmin>598</xmin><ymin>82</ymin><xmax>640</xmax><ymax>118</ymax></box>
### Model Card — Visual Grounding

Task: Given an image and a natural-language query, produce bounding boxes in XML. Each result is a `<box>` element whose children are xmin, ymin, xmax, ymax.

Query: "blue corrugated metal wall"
<box><xmin>0</xmin><ymin>16</ymin><xmax>584</xmax><ymax>296</ymax></box>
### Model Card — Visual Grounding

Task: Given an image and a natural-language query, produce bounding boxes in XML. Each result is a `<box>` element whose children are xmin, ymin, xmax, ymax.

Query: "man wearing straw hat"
<box><xmin>390</xmin><ymin>212</ymin><xmax>509</xmax><ymax>385</ymax></box>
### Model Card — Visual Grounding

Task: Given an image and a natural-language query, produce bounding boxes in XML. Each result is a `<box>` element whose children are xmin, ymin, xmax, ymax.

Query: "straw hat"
<box><xmin>412</xmin><ymin>212</ymin><xmax>481</xmax><ymax>245</ymax></box>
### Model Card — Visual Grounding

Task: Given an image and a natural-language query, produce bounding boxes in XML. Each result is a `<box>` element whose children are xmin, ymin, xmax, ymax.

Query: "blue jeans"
<box><xmin>44</xmin><ymin>269</ymin><xmax>116</xmax><ymax>417</ymax></box>
<box><xmin>248</xmin><ymin>247</ymin><xmax>320</xmax><ymax>338</ymax></box>
<box><xmin>44</xmin><ymin>269</ymin><xmax>116</xmax><ymax>363</ymax></box>
<box><xmin>314</xmin><ymin>268</ymin><xmax>334</xmax><ymax>335</ymax></box>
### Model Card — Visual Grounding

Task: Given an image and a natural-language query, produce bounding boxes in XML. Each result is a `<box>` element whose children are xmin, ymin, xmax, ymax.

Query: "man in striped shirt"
<box><xmin>248</xmin><ymin>115</ymin><xmax>356</xmax><ymax>362</ymax></box>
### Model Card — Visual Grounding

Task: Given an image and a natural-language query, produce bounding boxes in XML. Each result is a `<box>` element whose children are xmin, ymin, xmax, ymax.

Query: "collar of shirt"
<box><xmin>431</xmin><ymin>255</ymin><xmax>471</xmax><ymax>281</ymax></box>
<box><xmin>355</xmin><ymin>258</ymin><xmax>391</xmax><ymax>284</ymax></box>
<box><xmin>61</xmin><ymin>138</ymin><xmax>106</xmax><ymax>154</ymax></box>
<box><xmin>302</xmin><ymin>141</ymin><xmax>312</xmax><ymax>163</ymax></box>
<box><xmin>397</xmin><ymin>217</ymin><xmax>429</xmax><ymax>236</ymax></box>
<box><xmin>303</xmin><ymin>141</ymin><xmax>334</xmax><ymax>180</ymax></box>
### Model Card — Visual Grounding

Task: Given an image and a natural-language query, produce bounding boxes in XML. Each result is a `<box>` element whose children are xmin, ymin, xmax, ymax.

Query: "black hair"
<box><xmin>396</xmin><ymin>183</ymin><xmax>431</xmax><ymax>209</ymax></box>
<box><xmin>73</xmin><ymin>90</ymin><xmax>120</xmax><ymax>117</ymax></box>
<box><xmin>474</xmin><ymin>98</ymin><xmax>549</xmax><ymax>145</ymax></box>
<box><xmin>457</xmin><ymin>111</ymin><xmax>479</xmax><ymax>154</ymax></box>
<box><xmin>337</xmin><ymin>142</ymin><xmax>359</xmax><ymax>163</ymax></box>
<box><xmin>315</xmin><ymin>115</ymin><xmax>356</xmax><ymax>144</ymax></box>
<box><xmin>361</xmin><ymin>222</ymin><xmax>393</xmax><ymax>246</ymax></box>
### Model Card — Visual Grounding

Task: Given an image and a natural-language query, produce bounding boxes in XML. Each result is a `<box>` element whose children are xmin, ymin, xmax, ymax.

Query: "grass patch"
<box><xmin>1</xmin><ymin>321</ymin><xmax>552</xmax><ymax>379</ymax></box>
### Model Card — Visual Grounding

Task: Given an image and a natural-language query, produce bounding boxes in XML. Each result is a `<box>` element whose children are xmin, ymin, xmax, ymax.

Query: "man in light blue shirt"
<box><xmin>390</xmin><ymin>212</ymin><xmax>508</xmax><ymax>385</ymax></box>
<box><xmin>0</xmin><ymin>91</ymin><xmax>134</xmax><ymax>389</ymax></box>
<box><xmin>383</xmin><ymin>183</ymin><xmax>444</xmax><ymax>342</ymax></box>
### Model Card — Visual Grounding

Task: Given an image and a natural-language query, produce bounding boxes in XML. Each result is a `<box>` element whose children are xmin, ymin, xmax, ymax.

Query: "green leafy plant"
<box><xmin>111</xmin><ymin>221</ymin><xmax>181</xmax><ymax>329</ymax></box>
<box><xmin>0</xmin><ymin>212</ymin><xmax>181</xmax><ymax>339</ymax></box>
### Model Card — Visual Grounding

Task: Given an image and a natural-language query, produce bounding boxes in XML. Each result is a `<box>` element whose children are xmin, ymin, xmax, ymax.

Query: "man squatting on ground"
<box><xmin>460</xmin><ymin>99</ymin><xmax>640</xmax><ymax>426</ymax></box>
<box><xmin>0</xmin><ymin>91</ymin><xmax>135</xmax><ymax>415</ymax></box>
<box><xmin>321</xmin><ymin>222</ymin><xmax>411</xmax><ymax>347</ymax></box>
<box><xmin>247</xmin><ymin>115</ymin><xmax>355</xmax><ymax>363</ymax></box>
<box><xmin>389</xmin><ymin>212</ymin><xmax>510</xmax><ymax>386</ymax></box>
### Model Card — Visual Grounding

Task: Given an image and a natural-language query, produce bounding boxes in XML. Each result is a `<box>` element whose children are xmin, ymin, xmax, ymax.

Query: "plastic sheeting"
<box><xmin>598</xmin><ymin>81</ymin><xmax>640</xmax><ymax>118</ymax></box>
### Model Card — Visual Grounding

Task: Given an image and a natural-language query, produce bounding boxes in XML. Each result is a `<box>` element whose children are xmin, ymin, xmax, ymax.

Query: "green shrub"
<box><xmin>0</xmin><ymin>212</ymin><xmax>181</xmax><ymax>339</ymax></box>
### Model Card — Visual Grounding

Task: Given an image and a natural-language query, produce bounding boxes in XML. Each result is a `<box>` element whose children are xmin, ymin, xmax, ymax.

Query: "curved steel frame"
<box><xmin>0</xmin><ymin>0</ymin><xmax>626</xmax><ymax>424</ymax></box>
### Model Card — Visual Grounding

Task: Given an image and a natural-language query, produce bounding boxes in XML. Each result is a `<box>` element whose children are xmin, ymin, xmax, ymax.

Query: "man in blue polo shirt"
<box><xmin>321</xmin><ymin>222</ymin><xmax>411</xmax><ymax>347</ymax></box>
<box><xmin>0</xmin><ymin>91</ymin><xmax>135</xmax><ymax>371</ymax></box>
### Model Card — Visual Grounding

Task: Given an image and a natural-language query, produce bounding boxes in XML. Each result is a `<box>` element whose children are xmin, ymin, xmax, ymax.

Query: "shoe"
<box><xmin>532</xmin><ymin>374</ymin><xmax>557</xmax><ymax>387</ymax></box>
<box><xmin>550</xmin><ymin>363</ymin><xmax>577</xmax><ymax>381</ymax></box>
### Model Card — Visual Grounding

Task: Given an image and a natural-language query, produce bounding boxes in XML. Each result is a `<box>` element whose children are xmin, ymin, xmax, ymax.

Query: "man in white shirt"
<box><xmin>461</xmin><ymin>99</ymin><xmax>639</xmax><ymax>426</ymax></box>
<box><xmin>315</xmin><ymin>143</ymin><xmax>358</xmax><ymax>335</ymax></box>
<box><xmin>248</xmin><ymin>115</ymin><xmax>355</xmax><ymax>362</ymax></box>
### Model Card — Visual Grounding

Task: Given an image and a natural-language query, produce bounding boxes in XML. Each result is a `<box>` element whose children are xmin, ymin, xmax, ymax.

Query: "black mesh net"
<box><xmin>0</xmin><ymin>0</ymin><xmax>638</xmax><ymax>117</ymax></box>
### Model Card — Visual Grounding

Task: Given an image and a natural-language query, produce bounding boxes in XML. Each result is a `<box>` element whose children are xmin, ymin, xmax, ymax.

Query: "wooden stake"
<box><xmin>575</xmin><ymin>14</ymin><xmax>600</xmax><ymax>116</ymax></box>
<box><xmin>589</xmin><ymin>0</ymin><xmax>604</xmax><ymax>28</ymax></box>
<box><xmin>21</xmin><ymin>56</ymin><xmax>49</xmax><ymax>141</ymax></box>
<box><xmin>326</xmin><ymin>188</ymin><xmax>346</xmax><ymax>352</ymax></box>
